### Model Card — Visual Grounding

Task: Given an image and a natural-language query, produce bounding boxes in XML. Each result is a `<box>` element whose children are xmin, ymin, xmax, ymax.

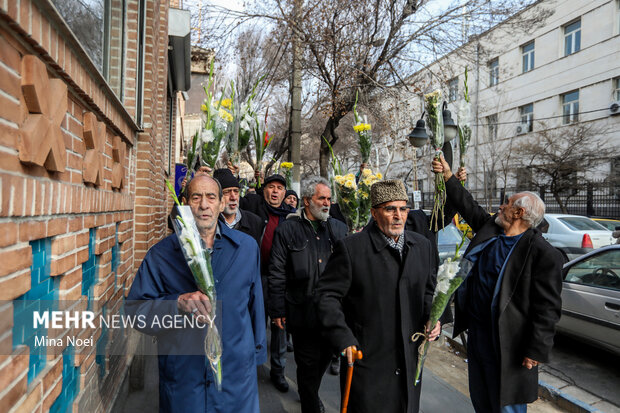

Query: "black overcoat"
<box><xmin>316</xmin><ymin>223</ymin><xmax>436</xmax><ymax>413</ymax></box>
<box><xmin>446</xmin><ymin>176</ymin><xmax>563</xmax><ymax>406</ymax></box>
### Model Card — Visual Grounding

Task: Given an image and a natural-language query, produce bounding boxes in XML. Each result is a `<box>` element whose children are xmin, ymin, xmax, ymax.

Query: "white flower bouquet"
<box><xmin>166</xmin><ymin>181</ymin><xmax>223</xmax><ymax>390</ymax></box>
<box><xmin>413</xmin><ymin>238</ymin><xmax>473</xmax><ymax>385</ymax></box>
<box><xmin>425</xmin><ymin>90</ymin><xmax>446</xmax><ymax>232</ymax></box>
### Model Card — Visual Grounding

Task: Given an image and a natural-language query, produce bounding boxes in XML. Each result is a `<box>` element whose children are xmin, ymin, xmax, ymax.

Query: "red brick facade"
<box><xmin>0</xmin><ymin>0</ymin><xmax>177</xmax><ymax>410</ymax></box>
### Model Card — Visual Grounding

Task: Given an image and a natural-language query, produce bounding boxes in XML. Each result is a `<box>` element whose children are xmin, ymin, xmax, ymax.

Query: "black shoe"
<box><xmin>329</xmin><ymin>357</ymin><xmax>340</xmax><ymax>376</ymax></box>
<box><xmin>270</xmin><ymin>374</ymin><xmax>289</xmax><ymax>393</ymax></box>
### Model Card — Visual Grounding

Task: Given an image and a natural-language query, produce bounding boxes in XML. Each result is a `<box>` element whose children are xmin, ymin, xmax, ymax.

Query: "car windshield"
<box><xmin>438</xmin><ymin>224</ymin><xmax>463</xmax><ymax>245</ymax></box>
<box><xmin>558</xmin><ymin>217</ymin><xmax>607</xmax><ymax>231</ymax></box>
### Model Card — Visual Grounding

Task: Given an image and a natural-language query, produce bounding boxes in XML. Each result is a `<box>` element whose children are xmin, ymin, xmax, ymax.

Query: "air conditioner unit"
<box><xmin>516</xmin><ymin>122</ymin><xmax>529</xmax><ymax>135</ymax></box>
<box><xmin>610</xmin><ymin>101</ymin><xmax>620</xmax><ymax>116</ymax></box>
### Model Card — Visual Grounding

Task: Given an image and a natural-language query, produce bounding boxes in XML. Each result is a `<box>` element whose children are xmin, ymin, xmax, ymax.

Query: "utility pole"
<box><xmin>289</xmin><ymin>0</ymin><xmax>302</xmax><ymax>195</ymax></box>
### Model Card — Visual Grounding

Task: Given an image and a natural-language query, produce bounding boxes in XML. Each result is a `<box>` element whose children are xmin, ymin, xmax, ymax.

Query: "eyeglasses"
<box><xmin>375</xmin><ymin>205</ymin><xmax>410</xmax><ymax>214</ymax></box>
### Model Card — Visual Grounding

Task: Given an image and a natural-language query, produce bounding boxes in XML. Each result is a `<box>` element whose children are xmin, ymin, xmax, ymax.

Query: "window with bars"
<box><xmin>564</xmin><ymin>20</ymin><xmax>581</xmax><ymax>56</ymax></box>
<box><xmin>448</xmin><ymin>78</ymin><xmax>459</xmax><ymax>102</ymax></box>
<box><xmin>522</xmin><ymin>41</ymin><xmax>535</xmax><ymax>73</ymax></box>
<box><xmin>562</xmin><ymin>90</ymin><xmax>579</xmax><ymax>124</ymax></box>
<box><xmin>519</xmin><ymin>103</ymin><xmax>534</xmax><ymax>132</ymax></box>
<box><xmin>488</xmin><ymin>59</ymin><xmax>499</xmax><ymax>86</ymax></box>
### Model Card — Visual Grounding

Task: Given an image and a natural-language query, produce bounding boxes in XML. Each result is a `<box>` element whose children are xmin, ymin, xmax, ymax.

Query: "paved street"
<box><xmin>118</xmin><ymin>332</ymin><xmax>565</xmax><ymax>412</ymax></box>
<box><xmin>543</xmin><ymin>333</ymin><xmax>620</xmax><ymax>410</ymax></box>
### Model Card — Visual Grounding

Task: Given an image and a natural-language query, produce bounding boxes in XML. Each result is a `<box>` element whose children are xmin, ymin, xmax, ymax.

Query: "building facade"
<box><xmin>378</xmin><ymin>0</ymin><xmax>620</xmax><ymax>216</ymax></box>
<box><xmin>0</xmin><ymin>0</ymin><xmax>189</xmax><ymax>410</ymax></box>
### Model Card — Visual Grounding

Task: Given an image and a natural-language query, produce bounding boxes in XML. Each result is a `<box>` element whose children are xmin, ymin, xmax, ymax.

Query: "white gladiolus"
<box><xmin>436</xmin><ymin>258</ymin><xmax>460</xmax><ymax>295</ymax></box>
<box><xmin>458</xmin><ymin>100</ymin><xmax>471</xmax><ymax>126</ymax></box>
<box><xmin>200</xmin><ymin>129</ymin><xmax>215</xmax><ymax>145</ymax></box>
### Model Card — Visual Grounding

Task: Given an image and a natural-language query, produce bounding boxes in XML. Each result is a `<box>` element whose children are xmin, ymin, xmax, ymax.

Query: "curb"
<box><xmin>537</xmin><ymin>380</ymin><xmax>601</xmax><ymax>413</ymax></box>
<box><xmin>444</xmin><ymin>336</ymin><xmax>603</xmax><ymax>413</ymax></box>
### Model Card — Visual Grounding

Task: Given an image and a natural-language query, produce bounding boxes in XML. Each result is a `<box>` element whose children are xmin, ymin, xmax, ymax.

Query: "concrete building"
<box><xmin>0</xmin><ymin>0</ymin><xmax>190</xmax><ymax>410</ymax></box>
<box><xmin>378</xmin><ymin>0</ymin><xmax>620</xmax><ymax>215</ymax></box>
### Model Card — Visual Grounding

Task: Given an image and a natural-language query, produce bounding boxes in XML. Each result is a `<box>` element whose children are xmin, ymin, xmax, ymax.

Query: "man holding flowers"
<box><xmin>316</xmin><ymin>179</ymin><xmax>440</xmax><ymax>413</ymax></box>
<box><xmin>127</xmin><ymin>175</ymin><xmax>266</xmax><ymax>413</ymax></box>
<box><xmin>432</xmin><ymin>155</ymin><xmax>563</xmax><ymax>413</ymax></box>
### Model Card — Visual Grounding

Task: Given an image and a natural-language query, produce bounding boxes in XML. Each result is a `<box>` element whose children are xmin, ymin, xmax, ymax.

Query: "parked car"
<box><xmin>542</xmin><ymin>214</ymin><xmax>615</xmax><ymax>261</ymax></box>
<box><xmin>557</xmin><ymin>245</ymin><xmax>620</xmax><ymax>355</ymax></box>
<box><xmin>437</xmin><ymin>223</ymin><xmax>470</xmax><ymax>263</ymax></box>
<box><xmin>592</xmin><ymin>218</ymin><xmax>620</xmax><ymax>231</ymax></box>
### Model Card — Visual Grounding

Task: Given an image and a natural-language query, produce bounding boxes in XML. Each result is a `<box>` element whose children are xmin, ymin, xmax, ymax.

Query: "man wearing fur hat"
<box><xmin>316</xmin><ymin>179</ymin><xmax>440</xmax><ymax>413</ymax></box>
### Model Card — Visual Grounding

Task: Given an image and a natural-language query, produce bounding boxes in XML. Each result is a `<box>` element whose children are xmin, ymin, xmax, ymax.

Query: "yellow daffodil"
<box><xmin>345</xmin><ymin>173</ymin><xmax>355</xmax><ymax>181</ymax></box>
<box><xmin>353</xmin><ymin>123</ymin><xmax>372</xmax><ymax>133</ymax></box>
<box><xmin>362</xmin><ymin>168</ymin><xmax>372</xmax><ymax>177</ymax></box>
<box><xmin>424</xmin><ymin>89</ymin><xmax>442</xmax><ymax>100</ymax></box>
<box><xmin>221</xmin><ymin>98</ymin><xmax>232</xmax><ymax>109</ymax></box>
<box><xmin>201</xmin><ymin>103</ymin><xmax>208</xmax><ymax>112</ymax></box>
<box><xmin>344</xmin><ymin>179</ymin><xmax>355</xmax><ymax>189</ymax></box>
<box><xmin>219</xmin><ymin>108</ymin><xmax>233</xmax><ymax>123</ymax></box>
<box><xmin>280</xmin><ymin>162</ymin><xmax>294</xmax><ymax>170</ymax></box>
<box><xmin>376</xmin><ymin>172</ymin><xmax>383</xmax><ymax>179</ymax></box>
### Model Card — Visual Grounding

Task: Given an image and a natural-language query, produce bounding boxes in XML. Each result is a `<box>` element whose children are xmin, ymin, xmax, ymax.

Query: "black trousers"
<box><xmin>291</xmin><ymin>328</ymin><xmax>332</xmax><ymax>413</ymax></box>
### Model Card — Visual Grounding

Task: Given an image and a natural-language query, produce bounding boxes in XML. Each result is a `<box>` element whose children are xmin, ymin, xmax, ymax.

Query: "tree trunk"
<box><xmin>319</xmin><ymin>116</ymin><xmax>342</xmax><ymax>178</ymax></box>
<box><xmin>553</xmin><ymin>192</ymin><xmax>568</xmax><ymax>214</ymax></box>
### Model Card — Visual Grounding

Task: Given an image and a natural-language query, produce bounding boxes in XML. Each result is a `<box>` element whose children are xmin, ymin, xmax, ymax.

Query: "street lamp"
<box><xmin>442</xmin><ymin>101</ymin><xmax>458</xmax><ymax>142</ymax></box>
<box><xmin>407</xmin><ymin>116</ymin><xmax>429</xmax><ymax>148</ymax></box>
<box><xmin>407</xmin><ymin>115</ymin><xmax>429</xmax><ymax>209</ymax></box>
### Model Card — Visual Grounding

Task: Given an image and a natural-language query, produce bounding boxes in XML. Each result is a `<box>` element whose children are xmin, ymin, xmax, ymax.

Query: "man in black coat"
<box><xmin>269</xmin><ymin>176</ymin><xmax>348</xmax><ymax>413</ymax></box>
<box><xmin>316</xmin><ymin>180</ymin><xmax>440</xmax><ymax>413</ymax></box>
<box><xmin>213</xmin><ymin>168</ymin><xmax>264</xmax><ymax>245</ymax></box>
<box><xmin>240</xmin><ymin>173</ymin><xmax>294</xmax><ymax>392</ymax></box>
<box><xmin>433</xmin><ymin>155</ymin><xmax>563</xmax><ymax>413</ymax></box>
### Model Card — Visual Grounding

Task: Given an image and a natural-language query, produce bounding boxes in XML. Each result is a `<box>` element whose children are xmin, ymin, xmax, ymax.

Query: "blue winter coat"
<box><xmin>126</xmin><ymin>224</ymin><xmax>267</xmax><ymax>413</ymax></box>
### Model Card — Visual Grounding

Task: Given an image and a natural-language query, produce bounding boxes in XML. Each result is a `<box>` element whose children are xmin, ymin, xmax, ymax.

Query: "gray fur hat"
<box><xmin>370</xmin><ymin>179</ymin><xmax>408</xmax><ymax>207</ymax></box>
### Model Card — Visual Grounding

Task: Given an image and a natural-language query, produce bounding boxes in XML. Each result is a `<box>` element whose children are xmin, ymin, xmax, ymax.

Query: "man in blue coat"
<box><xmin>127</xmin><ymin>174</ymin><xmax>267</xmax><ymax>413</ymax></box>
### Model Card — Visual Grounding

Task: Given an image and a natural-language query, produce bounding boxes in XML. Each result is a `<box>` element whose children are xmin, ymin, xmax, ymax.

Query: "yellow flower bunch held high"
<box><xmin>333</xmin><ymin>168</ymin><xmax>382</xmax><ymax>232</ymax></box>
<box><xmin>352</xmin><ymin>90</ymin><xmax>372</xmax><ymax>164</ymax></box>
<box><xmin>279</xmin><ymin>162</ymin><xmax>294</xmax><ymax>187</ymax></box>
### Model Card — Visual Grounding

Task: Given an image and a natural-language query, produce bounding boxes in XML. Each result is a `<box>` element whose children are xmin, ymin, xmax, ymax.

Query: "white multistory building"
<box><xmin>379</xmin><ymin>0</ymin><xmax>620</xmax><ymax>213</ymax></box>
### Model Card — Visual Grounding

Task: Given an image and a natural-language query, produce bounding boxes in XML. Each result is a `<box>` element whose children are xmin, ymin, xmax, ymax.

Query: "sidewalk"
<box><xmin>116</xmin><ymin>337</ymin><xmax>479</xmax><ymax>413</ymax></box>
<box><xmin>444</xmin><ymin>326</ymin><xmax>620</xmax><ymax>413</ymax></box>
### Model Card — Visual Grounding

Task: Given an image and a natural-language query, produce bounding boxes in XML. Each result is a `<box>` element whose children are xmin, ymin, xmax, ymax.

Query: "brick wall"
<box><xmin>0</xmin><ymin>0</ymin><xmax>176</xmax><ymax>411</ymax></box>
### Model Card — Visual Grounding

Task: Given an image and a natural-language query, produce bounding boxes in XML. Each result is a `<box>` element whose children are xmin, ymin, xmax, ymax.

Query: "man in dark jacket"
<box><xmin>316</xmin><ymin>180</ymin><xmax>440</xmax><ymax>413</ymax></box>
<box><xmin>213</xmin><ymin>168</ymin><xmax>264</xmax><ymax>245</ymax></box>
<box><xmin>269</xmin><ymin>176</ymin><xmax>348</xmax><ymax>413</ymax></box>
<box><xmin>432</xmin><ymin>155</ymin><xmax>563</xmax><ymax>413</ymax></box>
<box><xmin>240</xmin><ymin>173</ymin><xmax>294</xmax><ymax>392</ymax></box>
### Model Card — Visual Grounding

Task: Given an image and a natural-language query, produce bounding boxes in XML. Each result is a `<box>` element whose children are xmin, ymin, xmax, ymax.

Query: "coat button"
<box><xmin>318</xmin><ymin>258</ymin><xmax>322</xmax><ymax>263</ymax></box>
<box><xmin>316</xmin><ymin>236</ymin><xmax>320</xmax><ymax>240</ymax></box>
<box><xmin>395</xmin><ymin>368</ymin><xmax>401</xmax><ymax>375</ymax></box>
<box><xmin>256</xmin><ymin>344</ymin><xmax>263</xmax><ymax>350</ymax></box>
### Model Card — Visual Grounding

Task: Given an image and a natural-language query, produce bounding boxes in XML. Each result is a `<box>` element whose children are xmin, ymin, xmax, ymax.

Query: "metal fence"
<box><xmin>420</xmin><ymin>180</ymin><xmax>620</xmax><ymax>219</ymax></box>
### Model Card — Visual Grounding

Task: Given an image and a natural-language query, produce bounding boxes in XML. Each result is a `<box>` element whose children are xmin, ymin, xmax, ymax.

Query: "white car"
<box><xmin>542</xmin><ymin>214</ymin><xmax>614</xmax><ymax>261</ymax></box>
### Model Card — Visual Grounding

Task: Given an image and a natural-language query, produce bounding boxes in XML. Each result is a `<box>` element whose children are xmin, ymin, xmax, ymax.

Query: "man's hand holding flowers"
<box><xmin>425</xmin><ymin>321</ymin><xmax>441</xmax><ymax>341</ymax></box>
<box><xmin>177</xmin><ymin>290</ymin><xmax>212</xmax><ymax>324</ymax></box>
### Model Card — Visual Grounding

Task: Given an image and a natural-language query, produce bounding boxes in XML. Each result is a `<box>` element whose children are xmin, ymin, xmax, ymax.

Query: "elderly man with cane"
<box><xmin>316</xmin><ymin>179</ymin><xmax>440</xmax><ymax>413</ymax></box>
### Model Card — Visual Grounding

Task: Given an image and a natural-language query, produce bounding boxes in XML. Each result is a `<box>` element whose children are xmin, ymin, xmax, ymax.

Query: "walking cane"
<box><xmin>341</xmin><ymin>349</ymin><xmax>363</xmax><ymax>413</ymax></box>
